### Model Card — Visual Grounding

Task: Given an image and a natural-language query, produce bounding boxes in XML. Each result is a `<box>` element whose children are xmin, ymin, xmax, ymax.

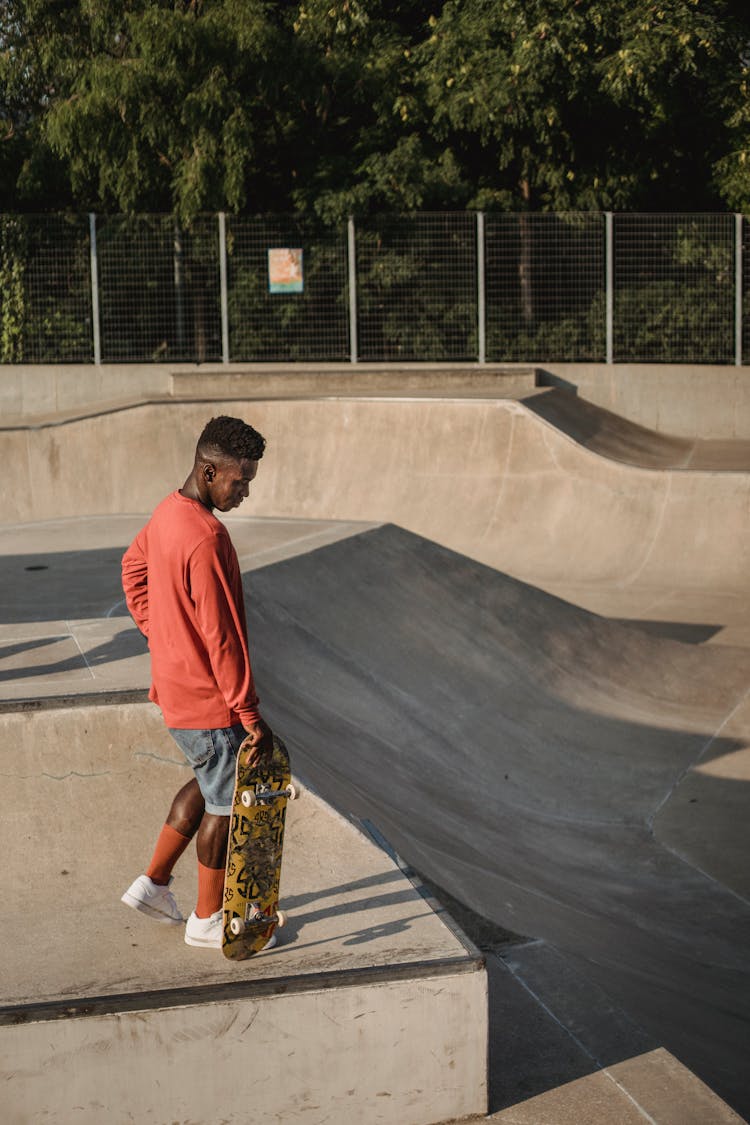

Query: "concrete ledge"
<box><xmin>3</xmin><ymin>360</ymin><xmax>750</xmax><ymax>438</ymax></box>
<box><xmin>0</xmin><ymin>700</ymin><xmax>488</xmax><ymax>1125</ymax></box>
<box><xmin>0</xmin><ymin>363</ymin><xmax>539</xmax><ymax>430</ymax></box>
<box><xmin>2</xmin><ymin>974</ymin><xmax>487</xmax><ymax>1125</ymax></box>
<box><xmin>169</xmin><ymin>363</ymin><xmax>539</xmax><ymax>400</ymax></box>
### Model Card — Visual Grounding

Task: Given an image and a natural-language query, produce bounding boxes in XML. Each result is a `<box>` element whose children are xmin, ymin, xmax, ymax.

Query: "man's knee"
<box><xmin>168</xmin><ymin>779</ymin><xmax>205</xmax><ymax>836</ymax></box>
<box><xmin>197</xmin><ymin>813</ymin><xmax>230</xmax><ymax>868</ymax></box>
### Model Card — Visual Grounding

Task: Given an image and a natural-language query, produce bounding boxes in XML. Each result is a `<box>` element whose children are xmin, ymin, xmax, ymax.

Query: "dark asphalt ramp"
<box><xmin>244</xmin><ymin>524</ymin><xmax>750</xmax><ymax>1116</ymax></box>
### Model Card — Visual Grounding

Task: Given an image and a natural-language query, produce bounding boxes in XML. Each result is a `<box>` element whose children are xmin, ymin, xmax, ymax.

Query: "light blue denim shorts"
<box><xmin>168</xmin><ymin>724</ymin><xmax>245</xmax><ymax>816</ymax></box>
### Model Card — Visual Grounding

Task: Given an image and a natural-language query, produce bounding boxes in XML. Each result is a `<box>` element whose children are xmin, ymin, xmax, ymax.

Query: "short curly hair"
<box><xmin>196</xmin><ymin>416</ymin><xmax>266</xmax><ymax>463</ymax></box>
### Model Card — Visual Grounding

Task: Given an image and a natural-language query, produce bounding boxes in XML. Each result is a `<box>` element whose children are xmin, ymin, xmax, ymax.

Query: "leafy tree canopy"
<box><xmin>0</xmin><ymin>0</ymin><xmax>748</xmax><ymax>221</ymax></box>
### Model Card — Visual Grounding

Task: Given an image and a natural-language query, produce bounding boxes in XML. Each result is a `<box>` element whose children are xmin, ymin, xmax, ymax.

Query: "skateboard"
<box><xmin>223</xmin><ymin>733</ymin><xmax>297</xmax><ymax>960</ymax></box>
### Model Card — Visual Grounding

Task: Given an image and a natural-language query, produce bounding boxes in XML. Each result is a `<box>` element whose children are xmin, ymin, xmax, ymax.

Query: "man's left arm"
<box><xmin>189</xmin><ymin>535</ymin><xmax>272</xmax><ymax>757</ymax></box>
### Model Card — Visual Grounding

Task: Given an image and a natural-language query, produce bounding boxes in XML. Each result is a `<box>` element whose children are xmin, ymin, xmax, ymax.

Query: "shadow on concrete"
<box><xmin>522</xmin><ymin>386</ymin><xmax>750</xmax><ymax>471</ymax></box>
<box><xmin>0</xmin><ymin>548</ymin><xmax>130</xmax><ymax>623</ymax></box>
<box><xmin>0</xmin><ymin>628</ymin><xmax>146</xmax><ymax>682</ymax></box>
<box><xmin>611</xmin><ymin>619</ymin><xmax>725</xmax><ymax>644</ymax></box>
<box><xmin>242</xmin><ymin>524</ymin><xmax>750</xmax><ymax>1118</ymax></box>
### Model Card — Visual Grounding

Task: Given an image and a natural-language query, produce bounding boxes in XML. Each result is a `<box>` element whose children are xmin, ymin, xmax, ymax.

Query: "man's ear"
<box><xmin>203</xmin><ymin>462</ymin><xmax>216</xmax><ymax>482</ymax></box>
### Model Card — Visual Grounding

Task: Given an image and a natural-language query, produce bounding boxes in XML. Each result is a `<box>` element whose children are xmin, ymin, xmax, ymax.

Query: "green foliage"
<box><xmin>0</xmin><ymin>212</ymin><xmax>92</xmax><ymax>362</ymax></box>
<box><xmin>0</xmin><ymin>216</ymin><xmax>26</xmax><ymax>361</ymax></box>
<box><xmin>1</xmin><ymin>0</ymin><xmax>749</xmax><ymax>218</ymax></box>
<box><xmin>417</xmin><ymin>0</ymin><xmax>747</xmax><ymax>211</ymax></box>
<box><xmin>1</xmin><ymin>1</ymin><xmax>749</xmax><ymax>367</ymax></box>
<box><xmin>613</xmin><ymin>277</ymin><xmax>734</xmax><ymax>363</ymax></box>
<box><xmin>354</xmin><ymin>214</ymin><xmax>477</xmax><ymax>359</ymax></box>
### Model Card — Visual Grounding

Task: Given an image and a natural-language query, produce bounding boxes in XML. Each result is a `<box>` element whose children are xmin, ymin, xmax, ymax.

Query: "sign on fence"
<box><xmin>268</xmin><ymin>248</ymin><xmax>304</xmax><ymax>294</ymax></box>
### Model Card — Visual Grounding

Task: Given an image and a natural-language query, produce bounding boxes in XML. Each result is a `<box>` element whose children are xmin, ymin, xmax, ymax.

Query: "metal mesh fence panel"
<box><xmin>96</xmin><ymin>215</ymin><xmax>222</xmax><ymax>363</ymax></box>
<box><xmin>2</xmin><ymin>211</ymin><xmax>748</xmax><ymax>366</ymax></box>
<box><xmin>226</xmin><ymin>216</ymin><xmax>349</xmax><ymax>361</ymax></box>
<box><xmin>355</xmin><ymin>213</ymin><xmax>477</xmax><ymax>361</ymax></box>
<box><xmin>484</xmin><ymin>213</ymin><xmax>605</xmax><ymax>362</ymax></box>
<box><xmin>0</xmin><ymin>213</ymin><xmax>91</xmax><ymax>363</ymax></box>
<box><xmin>613</xmin><ymin>214</ymin><xmax>735</xmax><ymax>363</ymax></box>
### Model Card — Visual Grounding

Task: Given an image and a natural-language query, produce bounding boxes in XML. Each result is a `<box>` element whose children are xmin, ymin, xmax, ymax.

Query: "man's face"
<box><xmin>206</xmin><ymin>457</ymin><xmax>259</xmax><ymax>512</ymax></box>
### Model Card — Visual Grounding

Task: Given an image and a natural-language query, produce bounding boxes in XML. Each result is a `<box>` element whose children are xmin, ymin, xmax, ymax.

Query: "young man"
<box><xmin>121</xmin><ymin>415</ymin><xmax>275</xmax><ymax>949</ymax></box>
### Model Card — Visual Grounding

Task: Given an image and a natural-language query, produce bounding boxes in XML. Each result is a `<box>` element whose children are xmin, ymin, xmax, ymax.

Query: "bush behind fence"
<box><xmin>0</xmin><ymin>211</ymin><xmax>746</xmax><ymax>366</ymax></box>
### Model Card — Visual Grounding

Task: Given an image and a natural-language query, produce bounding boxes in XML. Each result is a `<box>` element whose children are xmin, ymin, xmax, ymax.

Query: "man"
<box><xmin>121</xmin><ymin>415</ymin><xmax>274</xmax><ymax>950</ymax></box>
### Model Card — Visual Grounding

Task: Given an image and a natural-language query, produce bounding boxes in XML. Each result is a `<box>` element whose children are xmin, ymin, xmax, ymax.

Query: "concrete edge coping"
<box><xmin>0</xmin><ymin>953</ymin><xmax>484</xmax><ymax>1029</ymax></box>
<box><xmin>0</xmin><ymin>365</ymin><xmax>540</xmax><ymax>431</ymax></box>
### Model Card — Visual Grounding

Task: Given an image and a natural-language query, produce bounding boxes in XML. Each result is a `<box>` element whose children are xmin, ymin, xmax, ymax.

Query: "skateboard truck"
<box><xmin>229</xmin><ymin>902</ymin><xmax>287</xmax><ymax>936</ymax></box>
<box><xmin>241</xmin><ymin>782</ymin><xmax>298</xmax><ymax>808</ymax></box>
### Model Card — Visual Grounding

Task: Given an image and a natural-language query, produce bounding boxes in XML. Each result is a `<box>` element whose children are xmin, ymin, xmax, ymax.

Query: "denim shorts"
<box><xmin>168</xmin><ymin>724</ymin><xmax>246</xmax><ymax>816</ymax></box>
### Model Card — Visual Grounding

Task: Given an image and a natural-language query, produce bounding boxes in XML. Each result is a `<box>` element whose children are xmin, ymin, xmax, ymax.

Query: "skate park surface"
<box><xmin>1</xmin><ymin>368</ymin><xmax>749</xmax><ymax>1123</ymax></box>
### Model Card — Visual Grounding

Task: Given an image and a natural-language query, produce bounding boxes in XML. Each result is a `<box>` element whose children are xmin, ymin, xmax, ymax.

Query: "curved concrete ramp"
<box><xmin>243</xmin><ymin>524</ymin><xmax>750</xmax><ymax>1117</ymax></box>
<box><xmin>2</xmin><ymin>396</ymin><xmax>749</xmax><ymax>603</ymax></box>
<box><xmin>523</xmin><ymin>387</ymin><xmax>750</xmax><ymax>471</ymax></box>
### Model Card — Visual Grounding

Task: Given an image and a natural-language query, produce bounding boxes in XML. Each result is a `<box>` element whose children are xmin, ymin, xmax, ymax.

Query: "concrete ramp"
<box><xmin>238</xmin><ymin>524</ymin><xmax>750</xmax><ymax>1117</ymax></box>
<box><xmin>523</xmin><ymin>386</ymin><xmax>750</xmax><ymax>471</ymax></box>
<box><xmin>3</xmin><ymin>395</ymin><xmax>748</xmax><ymax>608</ymax></box>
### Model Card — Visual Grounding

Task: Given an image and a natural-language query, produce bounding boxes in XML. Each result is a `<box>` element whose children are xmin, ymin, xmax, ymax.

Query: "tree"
<box><xmin>282</xmin><ymin>0</ymin><xmax>463</xmax><ymax>222</ymax></box>
<box><xmin>1</xmin><ymin>0</ymin><xmax>748</xmax><ymax>220</ymax></box>
<box><xmin>1</xmin><ymin>0</ymin><xmax>291</xmax><ymax>222</ymax></box>
<box><xmin>416</xmin><ymin>0</ymin><xmax>746</xmax><ymax>213</ymax></box>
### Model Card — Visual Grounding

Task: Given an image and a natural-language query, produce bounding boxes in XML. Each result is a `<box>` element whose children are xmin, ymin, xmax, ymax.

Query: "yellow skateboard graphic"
<box><xmin>223</xmin><ymin>734</ymin><xmax>297</xmax><ymax>960</ymax></box>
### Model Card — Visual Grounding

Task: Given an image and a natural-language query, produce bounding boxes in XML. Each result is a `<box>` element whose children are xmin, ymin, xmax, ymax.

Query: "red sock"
<box><xmin>196</xmin><ymin>861</ymin><xmax>226</xmax><ymax>918</ymax></box>
<box><xmin>146</xmin><ymin>824</ymin><xmax>191</xmax><ymax>885</ymax></box>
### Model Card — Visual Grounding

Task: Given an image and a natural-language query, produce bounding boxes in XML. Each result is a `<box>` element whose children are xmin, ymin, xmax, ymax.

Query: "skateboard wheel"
<box><xmin>229</xmin><ymin>917</ymin><xmax>245</xmax><ymax>936</ymax></box>
<box><xmin>275</xmin><ymin>910</ymin><xmax>287</xmax><ymax>928</ymax></box>
<box><xmin>241</xmin><ymin>790</ymin><xmax>257</xmax><ymax>808</ymax></box>
<box><xmin>287</xmin><ymin>783</ymin><xmax>298</xmax><ymax>801</ymax></box>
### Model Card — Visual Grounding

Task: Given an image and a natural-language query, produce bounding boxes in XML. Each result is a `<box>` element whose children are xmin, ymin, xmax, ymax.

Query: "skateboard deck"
<box><xmin>223</xmin><ymin>734</ymin><xmax>296</xmax><ymax>960</ymax></box>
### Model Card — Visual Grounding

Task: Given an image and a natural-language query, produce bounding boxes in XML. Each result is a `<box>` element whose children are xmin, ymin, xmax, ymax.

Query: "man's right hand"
<box><xmin>239</xmin><ymin>717</ymin><xmax>274</xmax><ymax>767</ymax></box>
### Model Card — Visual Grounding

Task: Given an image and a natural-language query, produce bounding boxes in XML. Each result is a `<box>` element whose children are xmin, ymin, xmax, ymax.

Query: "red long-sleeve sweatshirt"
<box><xmin>121</xmin><ymin>490</ymin><xmax>261</xmax><ymax>730</ymax></box>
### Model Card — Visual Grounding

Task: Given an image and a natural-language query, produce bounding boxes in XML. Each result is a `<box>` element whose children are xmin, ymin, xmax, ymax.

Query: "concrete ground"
<box><xmin>1</xmin><ymin>380</ymin><xmax>749</xmax><ymax>1122</ymax></box>
<box><xmin>0</xmin><ymin>697</ymin><xmax>478</xmax><ymax>1010</ymax></box>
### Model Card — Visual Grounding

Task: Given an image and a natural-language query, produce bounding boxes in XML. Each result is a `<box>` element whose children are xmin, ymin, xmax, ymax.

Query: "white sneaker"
<box><xmin>185</xmin><ymin>909</ymin><xmax>223</xmax><ymax>948</ymax></box>
<box><xmin>121</xmin><ymin>875</ymin><xmax>183</xmax><ymax>924</ymax></box>
<box><xmin>185</xmin><ymin>910</ymin><xmax>279</xmax><ymax>951</ymax></box>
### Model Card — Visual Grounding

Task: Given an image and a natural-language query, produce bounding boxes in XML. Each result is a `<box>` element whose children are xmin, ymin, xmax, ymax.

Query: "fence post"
<box><xmin>219</xmin><ymin>212</ymin><xmax>230</xmax><ymax>364</ymax></box>
<box><xmin>348</xmin><ymin>216</ymin><xmax>358</xmax><ymax>364</ymax></box>
<box><xmin>605</xmin><ymin>212</ymin><xmax>614</xmax><ymax>364</ymax></box>
<box><xmin>173</xmin><ymin>220</ymin><xmax>186</xmax><ymax>355</ymax></box>
<box><xmin>88</xmin><ymin>213</ymin><xmax>101</xmax><ymax>365</ymax></box>
<box><xmin>477</xmin><ymin>211</ymin><xmax>486</xmax><ymax>364</ymax></box>
<box><xmin>736</xmin><ymin>213</ymin><xmax>743</xmax><ymax>367</ymax></box>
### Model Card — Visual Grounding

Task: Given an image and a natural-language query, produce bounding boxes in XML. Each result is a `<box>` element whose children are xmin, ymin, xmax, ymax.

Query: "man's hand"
<box><xmin>239</xmin><ymin>717</ymin><xmax>274</xmax><ymax>767</ymax></box>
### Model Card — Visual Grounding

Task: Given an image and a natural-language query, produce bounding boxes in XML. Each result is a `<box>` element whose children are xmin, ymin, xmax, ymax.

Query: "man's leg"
<box><xmin>194</xmin><ymin>813</ymin><xmax>229</xmax><ymax>919</ymax></box>
<box><xmin>166</xmin><ymin>778</ymin><xmax>206</xmax><ymax>837</ymax></box>
<box><xmin>121</xmin><ymin>778</ymin><xmax>205</xmax><ymax>924</ymax></box>
<box><xmin>145</xmin><ymin>778</ymin><xmax>205</xmax><ymax>885</ymax></box>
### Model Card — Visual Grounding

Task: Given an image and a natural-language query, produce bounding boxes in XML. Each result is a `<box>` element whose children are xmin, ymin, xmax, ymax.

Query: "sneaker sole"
<box><xmin>184</xmin><ymin>933</ymin><xmax>222</xmax><ymax>948</ymax></box>
<box><xmin>121</xmin><ymin>892</ymin><xmax>184</xmax><ymax>925</ymax></box>
<box><xmin>184</xmin><ymin>933</ymin><xmax>280</xmax><ymax>951</ymax></box>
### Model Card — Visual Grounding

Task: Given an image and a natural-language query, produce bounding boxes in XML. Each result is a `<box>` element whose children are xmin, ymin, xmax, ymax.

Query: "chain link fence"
<box><xmin>0</xmin><ymin>211</ymin><xmax>746</xmax><ymax>366</ymax></box>
<box><xmin>227</xmin><ymin>215</ymin><xmax>349</xmax><ymax>362</ymax></box>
